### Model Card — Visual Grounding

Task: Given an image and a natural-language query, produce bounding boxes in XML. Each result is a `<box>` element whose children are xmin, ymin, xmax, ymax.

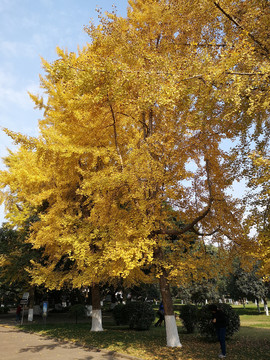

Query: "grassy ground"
<box><xmin>19</xmin><ymin>304</ymin><xmax>270</xmax><ymax>360</ymax></box>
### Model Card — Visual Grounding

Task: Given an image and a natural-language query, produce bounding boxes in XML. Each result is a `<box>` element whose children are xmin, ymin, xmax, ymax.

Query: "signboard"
<box><xmin>42</xmin><ymin>301</ymin><xmax>48</xmax><ymax>317</ymax></box>
<box><xmin>22</xmin><ymin>292</ymin><xmax>29</xmax><ymax>300</ymax></box>
<box><xmin>19</xmin><ymin>293</ymin><xmax>30</xmax><ymax>325</ymax></box>
<box><xmin>20</xmin><ymin>299</ymin><xmax>28</xmax><ymax>305</ymax></box>
<box><xmin>20</xmin><ymin>292</ymin><xmax>29</xmax><ymax>305</ymax></box>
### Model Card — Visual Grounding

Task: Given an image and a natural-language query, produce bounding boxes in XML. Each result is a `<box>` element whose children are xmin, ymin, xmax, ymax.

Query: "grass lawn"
<box><xmin>19</xmin><ymin>304</ymin><xmax>270</xmax><ymax>360</ymax></box>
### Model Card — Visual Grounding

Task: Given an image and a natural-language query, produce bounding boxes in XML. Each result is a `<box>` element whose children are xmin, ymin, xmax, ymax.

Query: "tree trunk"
<box><xmin>159</xmin><ymin>274</ymin><xmax>182</xmax><ymax>347</ymax></box>
<box><xmin>256</xmin><ymin>298</ymin><xmax>261</xmax><ymax>313</ymax></box>
<box><xmin>91</xmin><ymin>283</ymin><xmax>103</xmax><ymax>332</ymax></box>
<box><xmin>263</xmin><ymin>298</ymin><xmax>269</xmax><ymax>316</ymax></box>
<box><xmin>28</xmin><ymin>286</ymin><xmax>35</xmax><ymax>322</ymax></box>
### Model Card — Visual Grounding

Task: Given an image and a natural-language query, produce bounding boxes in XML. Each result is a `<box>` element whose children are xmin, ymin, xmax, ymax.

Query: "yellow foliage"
<box><xmin>1</xmin><ymin>0</ymin><xmax>269</xmax><ymax>289</ymax></box>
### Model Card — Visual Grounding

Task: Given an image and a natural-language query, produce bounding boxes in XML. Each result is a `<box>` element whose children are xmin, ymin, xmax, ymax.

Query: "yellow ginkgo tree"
<box><xmin>1</xmin><ymin>0</ymin><xmax>269</xmax><ymax>347</ymax></box>
<box><xmin>246</xmin><ymin>153</ymin><xmax>270</xmax><ymax>279</ymax></box>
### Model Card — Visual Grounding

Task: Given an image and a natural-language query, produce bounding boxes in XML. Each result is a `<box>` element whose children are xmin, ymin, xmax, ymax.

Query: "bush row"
<box><xmin>180</xmin><ymin>303</ymin><xmax>240</xmax><ymax>338</ymax></box>
<box><xmin>113</xmin><ymin>301</ymin><xmax>155</xmax><ymax>330</ymax></box>
<box><xmin>113</xmin><ymin>301</ymin><xmax>240</xmax><ymax>337</ymax></box>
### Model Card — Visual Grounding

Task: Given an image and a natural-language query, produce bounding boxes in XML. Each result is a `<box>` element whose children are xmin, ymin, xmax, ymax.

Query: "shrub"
<box><xmin>113</xmin><ymin>303</ymin><xmax>129</xmax><ymax>325</ymax></box>
<box><xmin>198</xmin><ymin>303</ymin><xmax>240</xmax><ymax>339</ymax></box>
<box><xmin>0</xmin><ymin>306</ymin><xmax>10</xmax><ymax>314</ymax></box>
<box><xmin>179</xmin><ymin>304</ymin><xmax>198</xmax><ymax>333</ymax></box>
<box><xmin>128</xmin><ymin>301</ymin><xmax>155</xmax><ymax>330</ymax></box>
<box><xmin>113</xmin><ymin>301</ymin><xmax>155</xmax><ymax>330</ymax></box>
<box><xmin>68</xmin><ymin>304</ymin><xmax>86</xmax><ymax>324</ymax></box>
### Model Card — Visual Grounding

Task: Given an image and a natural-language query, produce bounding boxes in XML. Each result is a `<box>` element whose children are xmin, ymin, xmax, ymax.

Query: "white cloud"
<box><xmin>0</xmin><ymin>68</ymin><xmax>41</xmax><ymax>109</ymax></box>
<box><xmin>0</xmin><ymin>38</ymin><xmax>46</xmax><ymax>59</ymax></box>
<box><xmin>0</xmin><ymin>84</ymin><xmax>34</xmax><ymax>111</ymax></box>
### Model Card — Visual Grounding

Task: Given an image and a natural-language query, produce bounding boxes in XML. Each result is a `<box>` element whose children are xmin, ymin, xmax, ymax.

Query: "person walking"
<box><xmin>210</xmin><ymin>304</ymin><xmax>227</xmax><ymax>358</ymax></box>
<box><xmin>155</xmin><ymin>301</ymin><xmax>165</xmax><ymax>327</ymax></box>
<box><xmin>15</xmin><ymin>304</ymin><xmax>22</xmax><ymax>322</ymax></box>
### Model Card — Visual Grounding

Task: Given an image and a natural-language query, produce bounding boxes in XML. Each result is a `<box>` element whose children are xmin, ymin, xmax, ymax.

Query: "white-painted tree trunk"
<box><xmin>28</xmin><ymin>308</ymin><xmax>33</xmax><ymax>322</ymax></box>
<box><xmin>263</xmin><ymin>298</ymin><xmax>269</xmax><ymax>316</ymax></box>
<box><xmin>165</xmin><ymin>315</ymin><xmax>182</xmax><ymax>347</ymax></box>
<box><xmin>91</xmin><ymin>309</ymin><xmax>103</xmax><ymax>331</ymax></box>
<box><xmin>158</xmin><ymin>272</ymin><xmax>182</xmax><ymax>348</ymax></box>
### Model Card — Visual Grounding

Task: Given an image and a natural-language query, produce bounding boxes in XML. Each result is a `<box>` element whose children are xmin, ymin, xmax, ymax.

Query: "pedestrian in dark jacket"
<box><xmin>155</xmin><ymin>301</ymin><xmax>165</xmax><ymax>327</ymax></box>
<box><xmin>210</xmin><ymin>304</ymin><xmax>227</xmax><ymax>358</ymax></box>
<box><xmin>16</xmin><ymin>305</ymin><xmax>22</xmax><ymax>322</ymax></box>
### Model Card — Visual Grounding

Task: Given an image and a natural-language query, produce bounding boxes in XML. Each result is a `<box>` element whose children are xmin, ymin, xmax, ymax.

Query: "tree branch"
<box><xmin>221</xmin><ymin>231</ymin><xmax>241</xmax><ymax>247</ymax></box>
<box><xmin>180</xmin><ymin>42</ymin><xmax>227</xmax><ymax>48</ymax></box>
<box><xmin>213</xmin><ymin>1</ymin><xmax>269</xmax><ymax>56</ymax></box>
<box><xmin>226</xmin><ymin>71</ymin><xmax>270</xmax><ymax>76</ymax></box>
<box><xmin>153</xmin><ymin>198</ymin><xmax>213</xmax><ymax>237</ymax></box>
<box><xmin>107</xmin><ymin>96</ymin><xmax>124</xmax><ymax>171</ymax></box>
<box><xmin>152</xmin><ymin>202</ymin><xmax>212</xmax><ymax>237</ymax></box>
<box><xmin>191</xmin><ymin>226</ymin><xmax>220</xmax><ymax>237</ymax></box>
<box><xmin>152</xmin><ymin>157</ymin><xmax>214</xmax><ymax>237</ymax></box>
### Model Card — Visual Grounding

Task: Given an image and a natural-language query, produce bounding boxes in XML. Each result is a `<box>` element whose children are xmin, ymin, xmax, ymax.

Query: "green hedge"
<box><xmin>0</xmin><ymin>306</ymin><xmax>10</xmax><ymax>314</ymax></box>
<box><xmin>179</xmin><ymin>304</ymin><xmax>198</xmax><ymax>333</ymax></box>
<box><xmin>179</xmin><ymin>303</ymin><xmax>240</xmax><ymax>337</ymax></box>
<box><xmin>113</xmin><ymin>301</ymin><xmax>155</xmax><ymax>330</ymax></box>
<box><xmin>198</xmin><ymin>303</ymin><xmax>240</xmax><ymax>338</ymax></box>
<box><xmin>68</xmin><ymin>304</ymin><xmax>86</xmax><ymax>323</ymax></box>
<box><xmin>112</xmin><ymin>303</ymin><xmax>129</xmax><ymax>325</ymax></box>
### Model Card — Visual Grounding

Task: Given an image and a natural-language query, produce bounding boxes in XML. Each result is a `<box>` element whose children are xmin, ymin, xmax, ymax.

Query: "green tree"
<box><xmin>227</xmin><ymin>262</ymin><xmax>269</xmax><ymax>313</ymax></box>
<box><xmin>0</xmin><ymin>223</ymin><xmax>40</xmax><ymax>320</ymax></box>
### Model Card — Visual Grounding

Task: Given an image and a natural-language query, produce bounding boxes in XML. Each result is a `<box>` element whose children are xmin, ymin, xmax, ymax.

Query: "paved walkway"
<box><xmin>0</xmin><ymin>322</ymin><xmax>141</xmax><ymax>360</ymax></box>
<box><xmin>0</xmin><ymin>325</ymin><xmax>131</xmax><ymax>360</ymax></box>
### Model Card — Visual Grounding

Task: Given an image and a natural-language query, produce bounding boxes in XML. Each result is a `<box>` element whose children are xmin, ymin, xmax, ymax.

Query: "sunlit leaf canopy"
<box><xmin>0</xmin><ymin>0</ymin><xmax>269</xmax><ymax>288</ymax></box>
<box><xmin>246</xmin><ymin>153</ymin><xmax>270</xmax><ymax>279</ymax></box>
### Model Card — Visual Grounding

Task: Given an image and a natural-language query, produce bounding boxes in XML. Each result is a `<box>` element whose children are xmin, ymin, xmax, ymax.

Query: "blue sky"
<box><xmin>0</xmin><ymin>0</ymin><xmax>128</xmax><ymax>224</ymax></box>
